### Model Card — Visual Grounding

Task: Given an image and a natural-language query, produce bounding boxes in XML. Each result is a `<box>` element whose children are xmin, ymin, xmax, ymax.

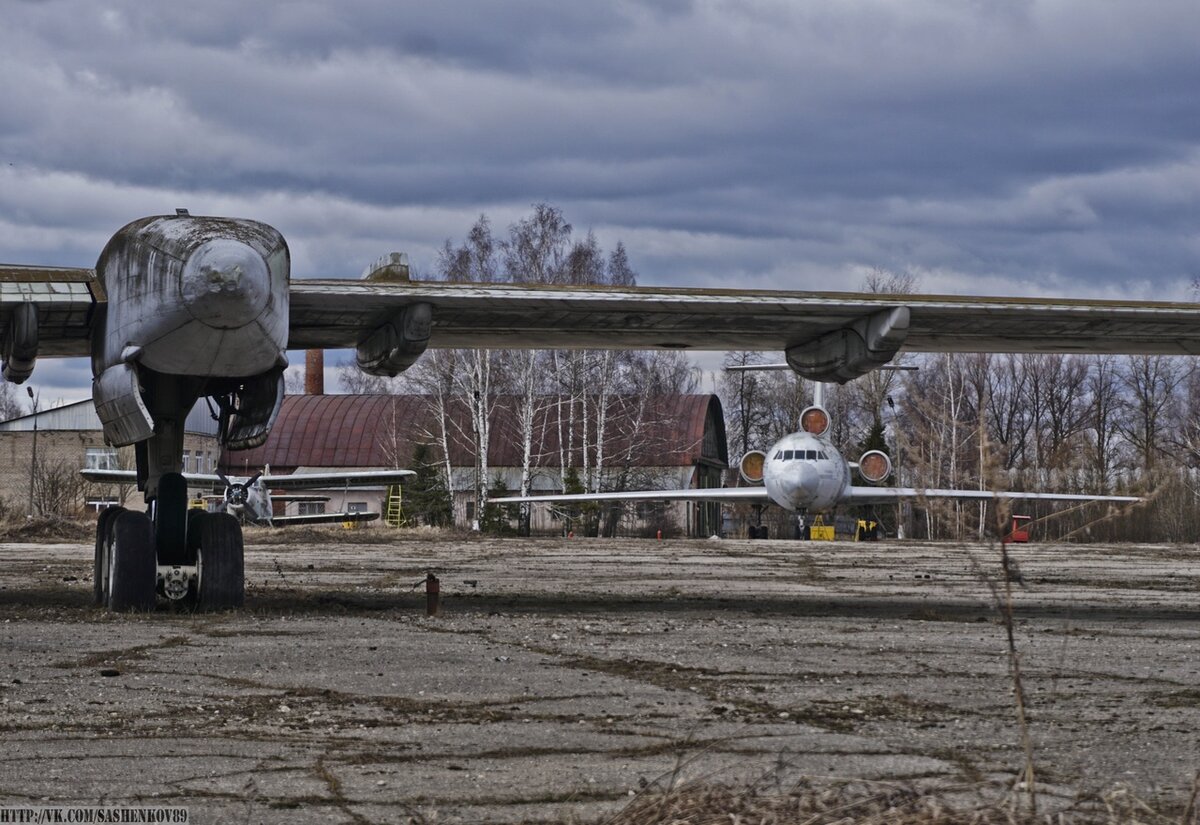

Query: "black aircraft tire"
<box><xmin>93</xmin><ymin>506</ymin><xmax>125</xmax><ymax>605</ymax></box>
<box><xmin>108</xmin><ymin>511</ymin><xmax>157</xmax><ymax>612</ymax></box>
<box><xmin>185</xmin><ymin>509</ymin><xmax>207</xmax><ymax>563</ymax></box>
<box><xmin>196</xmin><ymin>513</ymin><xmax>244</xmax><ymax>611</ymax></box>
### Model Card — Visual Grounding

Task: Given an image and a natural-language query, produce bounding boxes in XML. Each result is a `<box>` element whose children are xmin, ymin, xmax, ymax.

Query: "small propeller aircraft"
<box><xmin>493</xmin><ymin>387</ymin><xmax>1142</xmax><ymax>538</ymax></box>
<box><xmin>82</xmin><ymin>467</ymin><xmax>414</xmax><ymax>528</ymax></box>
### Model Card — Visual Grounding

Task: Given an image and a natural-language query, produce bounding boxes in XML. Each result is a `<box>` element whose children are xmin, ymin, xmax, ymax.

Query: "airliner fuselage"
<box><xmin>761</xmin><ymin>431</ymin><xmax>851</xmax><ymax>513</ymax></box>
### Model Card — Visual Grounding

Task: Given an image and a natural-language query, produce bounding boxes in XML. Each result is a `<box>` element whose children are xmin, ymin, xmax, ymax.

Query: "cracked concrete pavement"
<box><xmin>0</xmin><ymin>533</ymin><xmax>1198</xmax><ymax>822</ymax></box>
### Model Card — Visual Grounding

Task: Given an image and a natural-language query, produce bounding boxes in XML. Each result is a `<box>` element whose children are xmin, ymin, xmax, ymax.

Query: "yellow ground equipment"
<box><xmin>809</xmin><ymin>515</ymin><xmax>835</xmax><ymax>541</ymax></box>
<box><xmin>855</xmin><ymin>519</ymin><xmax>880</xmax><ymax>541</ymax></box>
<box><xmin>384</xmin><ymin>484</ymin><xmax>405</xmax><ymax>527</ymax></box>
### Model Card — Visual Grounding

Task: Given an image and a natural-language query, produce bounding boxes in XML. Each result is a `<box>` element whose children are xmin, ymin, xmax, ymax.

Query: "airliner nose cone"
<box><xmin>796</xmin><ymin>464</ymin><xmax>821</xmax><ymax>498</ymax></box>
<box><xmin>182</xmin><ymin>239</ymin><xmax>270</xmax><ymax>328</ymax></box>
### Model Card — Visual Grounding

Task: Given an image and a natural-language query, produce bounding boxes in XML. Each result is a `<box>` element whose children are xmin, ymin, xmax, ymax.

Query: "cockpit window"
<box><xmin>804</xmin><ymin>450</ymin><xmax>814</xmax><ymax>460</ymax></box>
<box><xmin>783</xmin><ymin>450</ymin><xmax>794</xmax><ymax>460</ymax></box>
<box><xmin>818</xmin><ymin>451</ymin><xmax>828</xmax><ymax>460</ymax></box>
<box><xmin>774</xmin><ymin>451</ymin><xmax>783</xmax><ymax>460</ymax></box>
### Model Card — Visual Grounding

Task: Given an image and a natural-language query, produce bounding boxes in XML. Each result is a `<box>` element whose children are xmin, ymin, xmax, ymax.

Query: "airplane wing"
<box><xmin>287</xmin><ymin>279</ymin><xmax>1200</xmax><ymax>356</ymax></box>
<box><xmin>268</xmin><ymin>511</ymin><xmax>381</xmax><ymax>527</ymax></box>
<box><xmin>847</xmin><ymin>487</ymin><xmax>1142</xmax><ymax>504</ymax></box>
<box><xmin>81</xmin><ymin>469</ymin><xmax>411</xmax><ymax>489</ymax></box>
<box><xmin>493</xmin><ymin>488</ymin><xmax>770</xmax><ymax>504</ymax></box>
<box><xmin>8</xmin><ymin>264</ymin><xmax>1200</xmax><ymax>360</ymax></box>
<box><xmin>81</xmin><ymin>469</ymin><xmax>225</xmax><ymax>487</ymax></box>
<box><xmin>260</xmin><ymin>470</ymin><xmax>414</xmax><ymax>489</ymax></box>
<box><xmin>0</xmin><ymin>265</ymin><xmax>101</xmax><ymax>359</ymax></box>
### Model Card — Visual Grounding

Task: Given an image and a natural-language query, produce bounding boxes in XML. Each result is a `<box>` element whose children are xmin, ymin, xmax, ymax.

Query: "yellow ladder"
<box><xmin>384</xmin><ymin>484</ymin><xmax>405</xmax><ymax>527</ymax></box>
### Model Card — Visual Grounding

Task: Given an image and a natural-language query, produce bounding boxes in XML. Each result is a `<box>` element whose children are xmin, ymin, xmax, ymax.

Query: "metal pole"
<box><xmin>888</xmin><ymin>396</ymin><xmax>905</xmax><ymax>539</ymax></box>
<box><xmin>26</xmin><ymin>387</ymin><xmax>37</xmax><ymax>518</ymax></box>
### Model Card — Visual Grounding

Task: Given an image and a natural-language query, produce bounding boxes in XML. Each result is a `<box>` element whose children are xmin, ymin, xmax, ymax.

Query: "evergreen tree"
<box><xmin>480</xmin><ymin>476</ymin><xmax>517</xmax><ymax>535</ymax></box>
<box><xmin>407</xmin><ymin>442</ymin><xmax>453</xmax><ymax>527</ymax></box>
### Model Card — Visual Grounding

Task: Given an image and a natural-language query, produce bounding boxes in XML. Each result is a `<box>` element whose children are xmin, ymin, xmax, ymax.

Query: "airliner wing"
<box><xmin>268</xmin><ymin>511</ymin><xmax>381</xmax><ymax>527</ymax></box>
<box><xmin>494</xmin><ymin>488</ymin><xmax>770</xmax><ymax>504</ymax></box>
<box><xmin>260</xmin><ymin>470</ymin><xmax>414</xmax><ymax>489</ymax></box>
<box><xmin>288</xmin><ymin>279</ymin><xmax>1200</xmax><ymax>356</ymax></box>
<box><xmin>847</xmin><ymin>487</ymin><xmax>1142</xmax><ymax>504</ymax></box>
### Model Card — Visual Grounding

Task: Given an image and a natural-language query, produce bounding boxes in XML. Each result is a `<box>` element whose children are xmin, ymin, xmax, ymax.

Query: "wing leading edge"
<box><xmin>493</xmin><ymin>487</ymin><xmax>1140</xmax><ymax>507</ymax></box>
<box><xmin>846</xmin><ymin>487</ymin><xmax>1141</xmax><ymax>504</ymax></box>
<box><xmin>288</xmin><ymin>278</ymin><xmax>1200</xmax><ymax>356</ymax></box>
<box><xmin>494</xmin><ymin>488</ymin><xmax>770</xmax><ymax>504</ymax></box>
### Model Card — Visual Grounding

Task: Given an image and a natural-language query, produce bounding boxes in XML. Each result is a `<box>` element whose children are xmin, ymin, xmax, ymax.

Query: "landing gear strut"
<box><xmin>747</xmin><ymin>504</ymin><xmax>768</xmax><ymax>539</ymax></box>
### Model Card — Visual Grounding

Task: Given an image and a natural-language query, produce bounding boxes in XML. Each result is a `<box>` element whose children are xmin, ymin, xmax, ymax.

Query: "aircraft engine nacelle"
<box><xmin>785</xmin><ymin>307</ymin><xmax>909</xmax><ymax>383</ymax></box>
<box><xmin>355</xmin><ymin>252</ymin><xmax>432</xmax><ymax>377</ymax></box>
<box><xmin>857</xmin><ymin>450</ymin><xmax>892</xmax><ymax>483</ymax></box>
<box><xmin>356</xmin><ymin>302</ymin><xmax>432</xmax><ymax>377</ymax></box>
<box><xmin>739</xmin><ymin>450</ymin><xmax>767</xmax><ymax>484</ymax></box>
<box><xmin>799</xmin><ymin>405</ymin><xmax>830</xmax><ymax>436</ymax></box>
<box><xmin>93</xmin><ymin>214</ymin><xmax>290</xmax><ymax>379</ymax></box>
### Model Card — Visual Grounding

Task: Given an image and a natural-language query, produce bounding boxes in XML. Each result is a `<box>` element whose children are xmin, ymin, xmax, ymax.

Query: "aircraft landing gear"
<box><xmin>102</xmin><ymin>510</ymin><xmax>157</xmax><ymax>611</ymax></box>
<box><xmin>93</xmin><ymin>505</ymin><xmax>125</xmax><ymax>605</ymax></box>
<box><xmin>194</xmin><ymin>512</ymin><xmax>245</xmax><ymax>611</ymax></box>
<box><xmin>747</xmin><ymin>504</ymin><xmax>768</xmax><ymax>539</ymax></box>
<box><xmin>93</xmin><ymin>473</ymin><xmax>246</xmax><ymax>612</ymax></box>
<box><xmin>794</xmin><ymin>514</ymin><xmax>810</xmax><ymax>541</ymax></box>
<box><xmin>91</xmin><ymin>370</ymin><xmax>259</xmax><ymax>612</ymax></box>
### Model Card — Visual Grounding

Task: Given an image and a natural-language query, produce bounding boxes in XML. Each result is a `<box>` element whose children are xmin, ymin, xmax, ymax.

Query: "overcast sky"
<box><xmin>1</xmin><ymin>0</ymin><xmax>1198</xmax><ymax>403</ymax></box>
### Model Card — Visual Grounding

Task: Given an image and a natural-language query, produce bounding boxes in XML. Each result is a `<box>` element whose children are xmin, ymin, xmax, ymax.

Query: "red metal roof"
<box><xmin>222</xmin><ymin>393</ymin><xmax>727</xmax><ymax>473</ymax></box>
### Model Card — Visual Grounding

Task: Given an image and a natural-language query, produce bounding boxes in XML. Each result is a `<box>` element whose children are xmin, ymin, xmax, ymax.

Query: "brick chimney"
<box><xmin>305</xmin><ymin>350</ymin><xmax>324</xmax><ymax>395</ymax></box>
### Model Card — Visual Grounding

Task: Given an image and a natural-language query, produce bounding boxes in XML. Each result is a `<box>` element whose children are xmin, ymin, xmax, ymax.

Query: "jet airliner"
<box><xmin>494</xmin><ymin>399</ymin><xmax>1141</xmax><ymax>537</ymax></box>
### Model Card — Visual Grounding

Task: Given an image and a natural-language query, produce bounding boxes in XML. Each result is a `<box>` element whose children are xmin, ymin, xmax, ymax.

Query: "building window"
<box><xmin>85</xmin><ymin>447</ymin><xmax>119</xmax><ymax>470</ymax></box>
<box><xmin>298</xmin><ymin>502</ymin><xmax>326</xmax><ymax>516</ymax></box>
<box><xmin>182</xmin><ymin>450</ymin><xmax>191</xmax><ymax>472</ymax></box>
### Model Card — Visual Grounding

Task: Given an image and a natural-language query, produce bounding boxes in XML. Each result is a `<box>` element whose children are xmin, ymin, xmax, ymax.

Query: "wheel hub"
<box><xmin>158</xmin><ymin>565</ymin><xmax>197</xmax><ymax>601</ymax></box>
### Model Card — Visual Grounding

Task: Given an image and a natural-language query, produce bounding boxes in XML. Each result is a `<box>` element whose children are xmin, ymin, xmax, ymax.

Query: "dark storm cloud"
<box><xmin>0</xmin><ymin>0</ymin><xmax>1196</xmax><ymax>309</ymax></box>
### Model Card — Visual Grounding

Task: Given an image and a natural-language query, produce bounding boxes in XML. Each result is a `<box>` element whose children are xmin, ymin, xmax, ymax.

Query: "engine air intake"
<box><xmin>799</xmin><ymin>406</ymin><xmax>830</xmax><ymax>437</ymax></box>
<box><xmin>739</xmin><ymin>450</ymin><xmax>767</xmax><ymax>484</ymax></box>
<box><xmin>858</xmin><ymin>450</ymin><xmax>892</xmax><ymax>483</ymax></box>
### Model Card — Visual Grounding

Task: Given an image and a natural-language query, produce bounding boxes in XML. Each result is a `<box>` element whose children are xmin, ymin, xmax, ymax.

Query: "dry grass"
<box><xmin>0</xmin><ymin>515</ymin><xmax>93</xmax><ymax>542</ymax></box>
<box><xmin>245</xmin><ymin>522</ymin><xmax>467</xmax><ymax>546</ymax></box>
<box><xmin>600</xmin><ymin>777</ymin><xmax>1194</xmax><ymax>825</ymax></box>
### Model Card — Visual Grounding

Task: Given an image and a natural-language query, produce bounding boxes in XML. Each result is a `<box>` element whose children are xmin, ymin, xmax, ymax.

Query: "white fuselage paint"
<box><xmin>761</xmin><ymin>431</ymin><xmax>852</xmax><ymax>513</ymax></box>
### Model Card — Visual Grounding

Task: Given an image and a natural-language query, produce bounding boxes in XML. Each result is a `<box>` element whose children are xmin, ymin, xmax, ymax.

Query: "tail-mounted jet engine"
<box><xmin>739</xmin><ymin>450</ymin><xmax>767</xmax><ymax>484</ymax></box>
<box><xmin>857</xmin><ymin>449</ymin><xmax>893</xmax><ymax>483</ymax></box>
<box><xmin>799</xmin><ymin>405</ymin><xmax>831</xmax><ymax>437</ymax></box>
<box><xmin>785</xmin><ymin>307</ymin><xmax>909</xmax><ymax>384</ymax></box>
